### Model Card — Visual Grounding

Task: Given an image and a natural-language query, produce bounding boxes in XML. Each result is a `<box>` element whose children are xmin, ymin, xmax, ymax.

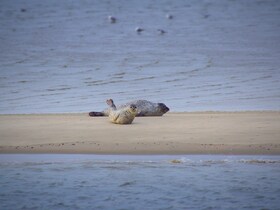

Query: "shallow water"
<box><xmin>0</xmin><ymin>154</ymin><xmax>280</xmax><ymax>210</ymax></box>
<box><xmin>0</xmin><ymin>0</ymin><xmax>280</xmax><ymax>113</ymax></box>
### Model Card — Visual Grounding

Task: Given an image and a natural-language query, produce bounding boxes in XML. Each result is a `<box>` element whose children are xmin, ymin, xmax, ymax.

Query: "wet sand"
<box><xmin>0</xmin><ymin>112</ymin><xmax>279</xmax><ymax>155</ymax></box>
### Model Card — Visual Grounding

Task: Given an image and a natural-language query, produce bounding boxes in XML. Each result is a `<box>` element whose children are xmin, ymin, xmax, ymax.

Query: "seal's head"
<box><xmin>158</xmin><ymin>103</ymin><xmax>169</xmax><ymax>114</ymax></box>
<box><xmin>129</xmin><ymin>104</ymin><xmax>137</xmax><ymax>115</ymax></box>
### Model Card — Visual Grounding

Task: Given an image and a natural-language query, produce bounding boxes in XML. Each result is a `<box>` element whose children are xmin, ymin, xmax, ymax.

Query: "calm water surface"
<box><xmin>0</xmin><ymin>0</ymin><xmax>280</xmax><ymax>113</ymax></box>
<box><xmin>0</xmin><ymin>154</ymin><xmax>280</xmax><ymax>210</ymax></box>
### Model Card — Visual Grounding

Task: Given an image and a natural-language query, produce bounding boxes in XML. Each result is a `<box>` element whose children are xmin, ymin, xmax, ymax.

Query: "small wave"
<box><xmin>109</xmin><ymin>72</ymin><xmax>126</xmax><ymax>79</ymax></box>
<box><xmin>239</xmin><ymin>159</ymin><xmax>280</xmax><ymax>164</ymax></box>
<box><xmin>18</xmin><ymin>80</ymin><xmax>29</xmax><ymax>83</ymax></box>
<box><xmin>119</xmin><ymin>181</ymin><xmax>136</xmax><ymax>187</ymax></box>
<box><xmin>165</xmin><ymin>78</ymin><xmax>185</xmax><ymax>83</ymax></box>
<box><xmin>84</xmin><ymin>80</ymin><xmax>104</xmax><ymax>85</ymax></box>
<box><xmin>202</xmin><ymin>160</ymin><xmax>229</xmax><ymax>164</ymax></box>
<box><xmin>3</xmin><ymin>162</ymin><xmax>54</xmax><ymax>167</ymax></box>
<box><xmin>114</xmin><ymin>72</ymin><xmax>126</xmax><ymax>76</ymax></box>
<box><xmin>132</xmin><ymin>76</ymin><xmax>155</xmax><ymax>81</ymax></box>
<box><xmin>169</xmin><ymin>158</ymin><xmax>231</xmax><ymax>165</ymax></box>
<box><xmin>46</xmin><ymin>87</ymin><xmax>72</xmax><ymax>92</ymax></box>
<box><xmin>85</xmin><ymin>80</ymin><xmax>125</xmax><ymax>86</ymax></box>
<box><xmin>176</xmin><ymin>69</ymin><xmax>200</xmax><ymax>75</ymax></box>
<box><xmin>167</xmin><ymin>157</ymin><xmax>280</xmax><ymax>166</ymax></box>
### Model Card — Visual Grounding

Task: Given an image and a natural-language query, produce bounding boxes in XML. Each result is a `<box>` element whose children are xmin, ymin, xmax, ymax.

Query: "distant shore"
<box><xmin>0</xmin><ymin>112</ymin><xmax>279</xmax><ymax>155</ymax></box>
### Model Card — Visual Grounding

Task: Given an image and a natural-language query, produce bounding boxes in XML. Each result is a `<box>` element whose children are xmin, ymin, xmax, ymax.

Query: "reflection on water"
<box><xmin>0</xmin><ymin>155</ymin><xmax>280</xmax><ymax>210</ymax></box>
<box><xmin>0</xmin><ymin>0</ymin><xmax>280</xmax><ymax>113</ymax></box>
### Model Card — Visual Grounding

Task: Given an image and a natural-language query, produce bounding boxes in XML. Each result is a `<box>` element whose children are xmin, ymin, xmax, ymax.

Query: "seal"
<box><xmin>106</xmin><ymin>99</ymin><xmax>137</xmax><ymax>124</ymax></box>
<box><xmin>89</xmin><ymin>99</ymin><xmax>169</xmax><ymax>117</ymax></box>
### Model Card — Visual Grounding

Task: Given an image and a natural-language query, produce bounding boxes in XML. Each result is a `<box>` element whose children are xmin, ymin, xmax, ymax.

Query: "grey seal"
<box><xmin>89</xmin><ymin>99</ymin><xmax>169</xmax><ymax>117</ymax></box>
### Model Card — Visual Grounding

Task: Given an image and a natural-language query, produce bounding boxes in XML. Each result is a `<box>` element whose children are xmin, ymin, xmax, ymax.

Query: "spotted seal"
<box><xmin>106</xmin><ymin>99</ymin><xmax>137</xmax><ymax>124</ymax></box>
<box><xmin>89</xmin><ymin>99</ymin><xmax>169</xmax><ymax>117</ymax></box>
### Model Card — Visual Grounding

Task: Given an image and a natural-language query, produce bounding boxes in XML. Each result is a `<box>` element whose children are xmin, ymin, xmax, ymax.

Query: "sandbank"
<box><xmin>0</xmin><ymin>112</ymin><xmax>279</xmax><ymax>155</ymax></box>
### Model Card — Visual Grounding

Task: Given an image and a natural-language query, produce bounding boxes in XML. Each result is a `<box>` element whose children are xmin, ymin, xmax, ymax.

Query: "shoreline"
<box><xmin>0</xmin><ymin>112</ymin><xmax>279</xmax><ymax>155</ymax></box>
<box><xmin>1</xmin><ymin>110</ymin><xmax>278</xmax><ymax>115</ymax></box>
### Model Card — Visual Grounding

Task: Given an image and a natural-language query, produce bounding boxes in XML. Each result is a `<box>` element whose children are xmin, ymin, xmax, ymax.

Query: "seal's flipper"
<box><xmin>106</xmin><ymin>99</ymin><xmax>117</xmax><ymax>110</ymax></box>
<box><xmin>89</xmin><ymin>112</ymin><xmax>104</xmax><ymax>117</ymax></box>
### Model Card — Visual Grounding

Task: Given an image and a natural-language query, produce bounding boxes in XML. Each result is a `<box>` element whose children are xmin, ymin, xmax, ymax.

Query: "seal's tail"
<box><xmin>89</xmin><ymin>112</ymin><xmax>104</xmax><ymax>117</ymax></box>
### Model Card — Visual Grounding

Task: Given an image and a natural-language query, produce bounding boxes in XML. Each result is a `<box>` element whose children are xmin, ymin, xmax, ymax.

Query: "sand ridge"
<box><xmin>0</xmin><ymin>112</ymin><xmax>279</xmax><ymax>154</ymax></box>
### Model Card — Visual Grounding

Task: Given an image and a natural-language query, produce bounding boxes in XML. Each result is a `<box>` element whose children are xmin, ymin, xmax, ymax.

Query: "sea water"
<box><xmin>0</xmin><ymin>0</ymin><xmax>280</xmax><ymax>114</ymax></box>
<box><xmin>0</xmin><ymin>154</ymin><xmax>280</xmax><ymax>210</ymax></box>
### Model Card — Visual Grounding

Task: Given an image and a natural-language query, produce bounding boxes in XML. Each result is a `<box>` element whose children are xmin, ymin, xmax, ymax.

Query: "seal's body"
<box><xmin>89</xmin><ymin>100</ymin><xmax>169</xmax><ymax>117</ymax></box>
<box><xmin>106</xmin><ymin>99</ymin><xmax>137</xmax><ymax>124</ymax></box>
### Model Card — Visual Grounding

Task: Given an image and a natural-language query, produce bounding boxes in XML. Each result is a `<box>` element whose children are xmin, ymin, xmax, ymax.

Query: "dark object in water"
<box><xmin>108</xmin><ymin>16</ymin><xmax>116</xmax><ymax>23</ymax></box>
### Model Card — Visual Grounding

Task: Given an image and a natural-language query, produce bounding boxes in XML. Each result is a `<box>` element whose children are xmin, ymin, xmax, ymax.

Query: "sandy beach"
<box><xmin>0</xmin><ymin>112</ymin><xmax>279</xmax><ymax>155</ymax></box>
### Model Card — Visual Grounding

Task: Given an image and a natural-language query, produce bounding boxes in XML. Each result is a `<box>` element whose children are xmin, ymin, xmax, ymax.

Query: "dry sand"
<box><xmin>0</xmin><ymin>112</ymin><xmax>279</xmax><ymax>155</ymax></box>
